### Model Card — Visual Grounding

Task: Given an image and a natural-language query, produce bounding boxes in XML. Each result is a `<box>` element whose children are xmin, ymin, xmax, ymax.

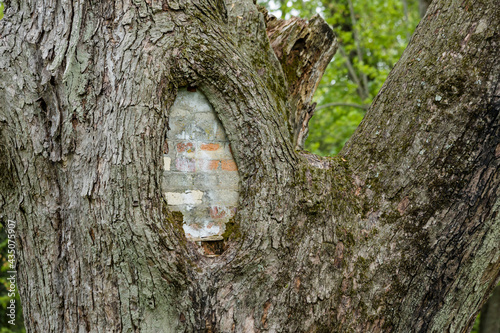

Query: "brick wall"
<box><xmin>163</xmin><ymin>88</ymin><xmax>239</xmax><ymax>241</ymax></box>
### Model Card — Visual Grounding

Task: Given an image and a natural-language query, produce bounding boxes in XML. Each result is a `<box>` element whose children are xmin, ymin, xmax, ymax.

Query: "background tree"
<box><xmin>0</xmin><ymin>0</ymin><xmax>499</xmax><ymax>332</ymax></box>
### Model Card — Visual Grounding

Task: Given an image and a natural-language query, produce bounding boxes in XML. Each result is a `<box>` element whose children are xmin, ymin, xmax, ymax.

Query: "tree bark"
<box><xmin>0</xmin><ymin>0</ymin><xmax>498</xmax><ymax>332</ymax></box>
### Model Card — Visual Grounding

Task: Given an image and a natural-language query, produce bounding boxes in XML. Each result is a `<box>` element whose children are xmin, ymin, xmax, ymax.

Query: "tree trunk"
<box><xmin>0</xmin><ymin>0</ymin><xmax>499</xmax><ymax>332</ymax></box>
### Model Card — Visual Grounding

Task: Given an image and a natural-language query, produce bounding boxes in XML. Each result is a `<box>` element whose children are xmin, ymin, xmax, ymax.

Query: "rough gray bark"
<box><xmin>0</xmin><ymin>0</ymin><xmax>498</xmax><ymax>332</ymax></box>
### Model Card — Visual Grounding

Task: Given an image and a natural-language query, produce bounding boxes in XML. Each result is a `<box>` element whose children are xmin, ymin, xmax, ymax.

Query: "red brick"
<box><xmin>221</xmin><ymin>160</ymin><xmax>237</xmax><ymax>171</ymax></box>
<box><xmin>198</xmin><ymin>160</ymin><xmax>219</xmax><ymax>171</ymax></box>
<box><xmin>209</xmin><ymin>206</ymin><xmax>226</xmax><ymax>218</ymax></box>
<box><xmin>201</xmin><ymin>143</ymin><xmax>220</xmax><ymax>151</ymax></box>
<box><xmin>177</xmin><ymin>142</ymin><xmax>195</xmax><ymax>153</ymax></box>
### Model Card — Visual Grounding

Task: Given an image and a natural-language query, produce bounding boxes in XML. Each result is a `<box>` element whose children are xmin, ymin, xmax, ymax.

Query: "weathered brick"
<box><xmin>197</xmin><ymin>143</ymin><xmax>232</xmax><ymax>160</ymax></box>
<box><xmin>170</xmin><ymin>122</ymin><xmax>211</xmax><ymax>141</ymax></box>
<box><xmin>163</xmin><ymin>156</ymin><xmax>171</xmax><ymax>171</ymax></box>
<box><xmin>223</xmin><ymin>144</ymin><xmax>233</xmax><ymax>159</ymax></box>
<box><xmin>196</xmin><ymin>150</ymin><xmax>219</xmax><ymax>160</ymax></box>
<box><xmin>175</xmin><ymin>157</ymin><xmax>195</xmax><ymax>172</ymax></box>
<box><xmin>183</xmin><ymin>223</ymin><xmax>220</xmax><ymax>239</ymax></box>
<box><xmin>169</xmin><ymin>105</ymin><xmax>191</xmax><ymax>118</ymax></box>
<box><xmin>206</xmin><ymin>190</ymin><xmax>239</xmax><ymax>205</ymax></box>
<box><xmin>167</xmin><ymin>119</ymin><xmax>188</xmax><ymax>139</ymax></box>
<box><xmin>209</xmin><ymin>206</ymin><xmax>237</xmax><ymax>219</ymax></box>
<box><xmin>194</xmin><ymin>113</ymin><xmax>220</xmax><ymax>140</ymax></box>
<box><xmin>214</xmin><ymin>124</ymin><xmax>227</xmax><ymax>141</ymax></box>
<box><xmin>171</xmin><ymin>89</ymin><xmax>213</xmax><ymax>113</ymax></box>
<box><xmin>201</xmin><ymin>143</ymin><xmax>220</xmax><ymax>151</ymax></box>
<box><xmin>164</xmin><ymin>89</ymin><xmax>240</xmax><ymax>241</ymax></box>
<box><xmin>177</xmin><ymin>142</ymin><xmax>195</xmax><ymax>153</ymax></box>
<box><xmin>209</xmin><ymin>206</ymin><xmax>226</xmax><ymax>218</ymax></box>
<box><xmin>163</xmin><ymin>172</ymin><xmax>195</xmax><ymax>191</ymax></box>
<box><xmin>221</xmin><ymin>160</ymin><xmax>238</xmax><ymax>171</ymax></box>
<box><xmin>218</xmin><ymin>173</ymin><xmax>240</xmax><ymax>189</ymax></box>
<box><xmin>165</xmin><ymin>190</ymin><xmax>204</xmax><ymax>206</ymax></box>
<box><xmin>194</xmin><ymin>174</ymin><xmax>218</xmax><ymax>189</ymax></box>
<box><xmin>197</xmin><ymin>159</ymin><xmax>219</xmax><ymax>171</ymax></box>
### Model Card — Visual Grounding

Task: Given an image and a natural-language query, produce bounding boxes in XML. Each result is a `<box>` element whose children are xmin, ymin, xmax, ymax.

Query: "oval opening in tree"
<box><xmin>163</xmin><ymin>88</ymin><xmax>240</xmax><ymax>247</ymax></box>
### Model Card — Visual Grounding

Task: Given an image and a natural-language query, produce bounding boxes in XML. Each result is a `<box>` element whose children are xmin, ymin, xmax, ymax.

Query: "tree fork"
<box><xmin>0</xmin><ymin>0</ymin><xmax>498</xmax><ymax>332</ymax></box>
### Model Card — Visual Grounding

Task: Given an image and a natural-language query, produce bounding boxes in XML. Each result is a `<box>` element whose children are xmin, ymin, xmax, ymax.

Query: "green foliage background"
<box><xmin>261</xmin><ymin>0</ymin><xmax>419</xmax><ymax>155</ymax></box>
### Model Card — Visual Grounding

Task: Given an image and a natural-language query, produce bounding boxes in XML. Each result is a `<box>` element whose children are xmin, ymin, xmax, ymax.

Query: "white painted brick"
<box><xmin>206</xmin><ymin>190</ymin><xmax>239</xmax><ymax>205</ymax></box>
<box><xmin>163</xmin><ymin>157</ymin><xmax>171</xmax><ymax>171</ymax></box>
<box><xmin>172</xmin><ymin>89</ymin><xmax>213</xmax><ymax>113</ymax></box>
<box><xmin>165</xmin><ymin>192</ymin><xmax>184</xmax><ymax>205</ymax></box>
<box><xmin>184</xmin><ymin>190</ymin><xmax>204</xmax><ymax>204</ymax></box>
<box><xmin>165</xmin><ymin>190</ymin><xmax>204</xmax><ymax>205</ymax></box>
<box><xmin>182</xmin><ymin>222</ymin><xmax>220</xmax><ymax>239</ymax></box>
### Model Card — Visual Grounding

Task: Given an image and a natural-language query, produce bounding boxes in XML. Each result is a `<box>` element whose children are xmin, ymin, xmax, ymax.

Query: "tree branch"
<box><xmin>341</xmin><ymin>1</ymin><xmax>500</xmax><ymax>329</ymax></box>
<box><xmin>264</xmin><ymin>11</ymin><xmax>338</xmax><ymax>149</ymax></box>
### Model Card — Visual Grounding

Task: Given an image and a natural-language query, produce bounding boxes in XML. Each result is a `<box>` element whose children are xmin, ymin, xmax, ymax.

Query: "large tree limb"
<box><xmin>341</xmin><ymin>0</ymin><xmax>500</xmax><ymax>330</ymax></box>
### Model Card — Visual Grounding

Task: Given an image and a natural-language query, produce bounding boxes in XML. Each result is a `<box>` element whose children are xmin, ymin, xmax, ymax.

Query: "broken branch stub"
<box><xmin>265</xmin><ymin>12</ymin><xmax>338</xmax><ymax>149</ymax></box>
